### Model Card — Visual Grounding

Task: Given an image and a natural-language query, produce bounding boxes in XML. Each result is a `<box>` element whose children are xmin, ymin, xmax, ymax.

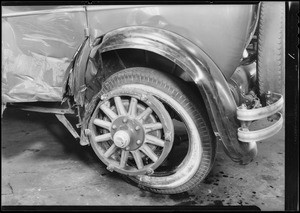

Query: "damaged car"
<box><xmin>1</xmin><ymin>2</ymin><xmax>285</xmax><ymax>194</ymax></box>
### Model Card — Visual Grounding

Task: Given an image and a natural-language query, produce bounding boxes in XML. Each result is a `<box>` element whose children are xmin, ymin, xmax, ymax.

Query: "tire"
<box><xmin>257</xmin><ymin>2</ymin><xmax>285</xmax><ymax>98</ymax></box>
<box><xmin>86</xmin><ymin>67</ymin><xmax>216</xmax><ymax>194</ymax></box>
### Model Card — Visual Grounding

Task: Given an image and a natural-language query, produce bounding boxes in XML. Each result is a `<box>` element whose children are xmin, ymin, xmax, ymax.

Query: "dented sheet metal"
<box><xmin>2</xmin><ymin>6</ymin><xmax>87</xmax><ymax>103</ymax></box>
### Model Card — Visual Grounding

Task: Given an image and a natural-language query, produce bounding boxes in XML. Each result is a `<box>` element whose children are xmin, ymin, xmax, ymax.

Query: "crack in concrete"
<box><xmin>6</xmin><ymin>171</ymin><xmax>38</xmax><ymax>176</ymax></box>
<box><xmin>32</xmin><ymin>185</ymin><xmax>88</xmax><ymax>193</ymax></box>
<box><xmin>8</xmin><ymin>182</ymin><xmax>14</xmax><ymax>195</ymax></box>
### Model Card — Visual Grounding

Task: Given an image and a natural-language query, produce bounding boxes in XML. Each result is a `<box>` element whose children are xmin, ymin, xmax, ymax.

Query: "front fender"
<box><xmin>84</xmin><ymin>26</ymin><xmax>253</xmax><ymax>163</ymax></box>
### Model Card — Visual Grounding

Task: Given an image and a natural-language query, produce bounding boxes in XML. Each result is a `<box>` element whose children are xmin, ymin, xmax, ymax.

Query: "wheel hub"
<box><xmin>113</xmin><ymin>130</ymin><xmax>131</xmax><ymax>148</ymax></box>
<box><xmin>110</xmin><ymin>116</ymin><xmax>145</xmax><ymax>151</ymax></box>
<box><xmin>88</xmin><ymin>91</ymin><xmax>174</xmax><ymax>176</ymax></box>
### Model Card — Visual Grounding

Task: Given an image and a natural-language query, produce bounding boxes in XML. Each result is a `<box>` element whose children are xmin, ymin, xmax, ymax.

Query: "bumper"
<box><xmin>237</xmin><ymin>92</ymin><xmax>284</xmax><ymax>143</ymax></box>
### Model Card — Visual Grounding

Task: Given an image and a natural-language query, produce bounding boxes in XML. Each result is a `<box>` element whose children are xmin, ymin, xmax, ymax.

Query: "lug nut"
<box><xmin>146</xmin><ymin>168</ymin><xmax>154</xmax><ymax>175</ymax></box>
<box><xmin>123</xmin><ymin>118</ymin><xmax>128</xmax><ymax>123</ymax></box>
<box><xmin>125</xmin><ymin>146</ymin><xmax>130</xmax><ymax>151</ymax></box>
<box><xmin>100</xmin><ymin>94</ymin><xmax>107</xmax><ymax>100</ymax></box>
<box><xmin>106</xmin><ymin>165</ymin><xmax>114</xmax><ymax>172</ymax></box>
<box><xmin>136</xmin><ymin>140</ymin><xmax>141</xmax><ymax>145</ymax></box>
<box><xmin>135</xmin><ymin>126</ymin><xmax>140</xmax><ymax>131</ymax></box>
<box><xmin>112</xmin><ymin>125</ymin><xmax>117</xmax><ymax>129</ymax></box>
<box><xmin>165</xmin><ymin>131</ymin><xmax>172</xmax><ymax>141</ymax></box>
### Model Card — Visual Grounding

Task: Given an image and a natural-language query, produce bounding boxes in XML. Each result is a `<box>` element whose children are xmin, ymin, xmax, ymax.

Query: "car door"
<box><xmin>2</xmin><ymin>6</ymin><xmax>87</xmax><ymax>102</ymax></box>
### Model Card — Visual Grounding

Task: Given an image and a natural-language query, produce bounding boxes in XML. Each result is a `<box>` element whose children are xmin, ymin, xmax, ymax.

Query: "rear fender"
<box><xmin>82</xmin><ymin>26</ymin><xmax>250</xmax><ymax>163</ymax></box>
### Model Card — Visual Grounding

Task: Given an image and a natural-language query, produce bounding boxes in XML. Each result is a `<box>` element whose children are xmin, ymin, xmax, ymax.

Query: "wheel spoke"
<box><xmin>128</xmin><ymin>97</ymin><xmax>138</xmax><ymax>117</ymax></box>
<box><xmin>93</xmin><ymin>118</ymin><xmax>111</xmax><ymax>130</ymax></box>
<box><xmin>114</xmin><ymin>96</ymin><xmax>127</xmax><ymax>115</ymax></box>
<box><xmin>95</xmin><ymin>133</ymin><xmax>111</xmax><ymax>142</ymax></box>
<box><xmin>104</xmin><ymin>144</ymin><xmax>117</xmax><ymax>158</ymax></box>
<box><xmin>143</xmin><ymin>122</ymin><xmax>163</xmax><ymax>133</ymax></box>
<box><xmin>140</xmin><ymin>144</ymin><xmax>158</xmax><ymax>163</ymax></box>
<box><xmin>120</xmin><ymin>150</ymin><xmax>129</xmax><ymax>168</ymax></box>
<box><xmin>131</xmin><ymin>150</ymin><xmax>144</xmax><ymax>169</ymax></box>
<box><xmin>136</xmin><ymin>107</ymin><xmax>152</xmax><ymax>122</ymax></box>
<box><xmin>100</xmin><ymin>102</ymin><xmax>118</xmax><ymax>121</ymax></box>
<box><xmin>145</xmin><ymin>134</ymin><xmax>165</xmax><ymax>147</ymax></box>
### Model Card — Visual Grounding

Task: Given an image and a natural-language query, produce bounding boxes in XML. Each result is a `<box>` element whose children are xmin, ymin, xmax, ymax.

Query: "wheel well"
<box><xmin>85</xmin><ymin>48</ymin><xmax>203</xmax><ymax>105</ymax></box>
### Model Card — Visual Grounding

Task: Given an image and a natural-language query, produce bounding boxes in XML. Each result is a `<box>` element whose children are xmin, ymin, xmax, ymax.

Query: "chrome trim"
<box><xmin>237</xmin><ymin>93</ymin><xmax>284</xmax><ymax>121</ymax></box>
<box><xmin>238</xmin><ymin>112</ymin><xmax>283</xmax><ymax>143</ymax></box>
<box><xmin>86</xmin><ymin>5</ymin><xmax>148</xmax><ymax>11</ymax></box>
<box><xmin>237</xmin><ymin>92</ymin><xmax>284</xmax><ymax>143</ymax></box>
<box><xmin>2</xmin><ymin>7</ymin><xmax>85</xmax><ymax>18</ymax></box>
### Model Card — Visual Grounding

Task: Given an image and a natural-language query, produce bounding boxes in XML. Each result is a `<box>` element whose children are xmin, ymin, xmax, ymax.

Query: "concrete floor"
<box><xmin>1</xmin><ymin>107</ymin><xmax>284</xmax><ymax>210</ymax></box>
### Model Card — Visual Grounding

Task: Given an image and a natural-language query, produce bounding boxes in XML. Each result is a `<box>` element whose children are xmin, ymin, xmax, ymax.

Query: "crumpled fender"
<box><xmin>83</xmin><ymin>26</ymin><xmax>253</xmax><ymax>163</ymax></box>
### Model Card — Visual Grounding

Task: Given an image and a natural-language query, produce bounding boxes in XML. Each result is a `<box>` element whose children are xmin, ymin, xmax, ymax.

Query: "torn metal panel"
<box><xmin>62</xmin><ymin>37</ymin><xmax>89</xmax><ymax>97</ymax></box>
<box><xmin>2</xmin><ymin>6</ymin><xmax>87</xmax><ymax>103</ymax></box>
<box><xmin>72</xmin><ymin>38</ymin><xmax>92</xmax><ymax>106</ymax></box>
<box><xmin>55</xmin><ymin>114</ymin><xmax>80</xmax><ymax>139</ymax></box>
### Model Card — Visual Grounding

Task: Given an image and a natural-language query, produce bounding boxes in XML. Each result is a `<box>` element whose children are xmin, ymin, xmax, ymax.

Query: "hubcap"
<box><xmin>88</xmin><ymin>90</ymin><xmax>174</xmax><ymax>176</ymax></box>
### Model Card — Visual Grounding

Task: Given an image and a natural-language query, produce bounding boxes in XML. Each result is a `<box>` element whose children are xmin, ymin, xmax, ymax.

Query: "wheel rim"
<box><xmin>116</xmin><ymin>84</ymin><xmax>203</xmax><ymax>190</ymax></box>
<box><xmin>88</xmin><ymin>89</ymin><xmax>174</xmax><ymax>176</ymax></box>
<box><xmin>88</xmin><ymin>84</ymin><xmax>203</xmax><ymax>190</ymax></box>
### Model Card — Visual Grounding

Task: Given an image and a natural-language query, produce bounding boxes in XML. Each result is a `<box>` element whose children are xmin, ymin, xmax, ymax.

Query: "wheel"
<box><xmin>257</xmin><ymin>2</ymin><xmax>285</xmax><ymax>98</ymax></box>
<box><xmin>86</xmin><ymin>67</ymin><xmax>216</xmax><ymax>194</ymax></box>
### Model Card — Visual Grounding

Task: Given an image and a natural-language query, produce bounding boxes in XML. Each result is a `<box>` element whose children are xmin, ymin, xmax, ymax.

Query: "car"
<box><xmin>2</xmin><ymin>2</ymin><xmax>285</xmax><ymax>194</ymax></box>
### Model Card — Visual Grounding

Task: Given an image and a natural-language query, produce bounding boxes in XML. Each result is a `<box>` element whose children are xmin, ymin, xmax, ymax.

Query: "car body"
<box><xmin>1</xmin><ymin>3</ymin><xmax>285</xmax><ymax>193</ymax></box>
<box><xmin>2</xmin><ymin>5</ymin><xmax>257</xmax><ymax>102</ymax></box>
